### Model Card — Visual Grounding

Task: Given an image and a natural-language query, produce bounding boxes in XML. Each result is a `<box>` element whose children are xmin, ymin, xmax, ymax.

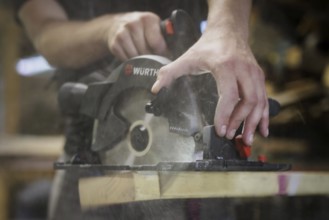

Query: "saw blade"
<box><xmin>101</xmin><ymin>88</ymin><xmax>196</xmax><ymax>166</ymax></box>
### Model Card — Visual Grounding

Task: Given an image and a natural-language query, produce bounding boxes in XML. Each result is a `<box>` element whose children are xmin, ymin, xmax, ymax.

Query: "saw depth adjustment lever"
<box><xmin>145</xmin><ymin>88</ymin><xmax>169</xmax><ymax>116</ymax></box>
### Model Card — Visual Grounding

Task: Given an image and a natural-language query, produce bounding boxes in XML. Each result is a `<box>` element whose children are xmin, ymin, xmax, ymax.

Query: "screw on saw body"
<box><xmin>193</xmin><ymin>132</ymin><xmax>202</xmax><ymax>142</ymax></box>
<box><xmin>145</xmin><ymin>102</ymin><xmax>162</xmax><ymax>116</ymax></box>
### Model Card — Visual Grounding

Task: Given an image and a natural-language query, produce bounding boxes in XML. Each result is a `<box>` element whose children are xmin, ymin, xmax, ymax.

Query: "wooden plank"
<box><xmin>0</xmin><ymin>135</ymin><xmax>63</xmax><ymax>157</ymax></box>
<box><xmin>79</xmin><ymin>171</ymin><xmax>329</xmax><ymax>208</ymax></box>
<box><xmin>79</xmin><ymin>172</ymin><xmax>161</xmax><ymax>206</ymax></box>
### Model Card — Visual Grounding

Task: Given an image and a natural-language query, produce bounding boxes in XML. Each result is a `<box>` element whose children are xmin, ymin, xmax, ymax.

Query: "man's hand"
<box><xmin>20</xmin><ymin>1</ymin><xmax>169</xmax><ymax>68</ymax></box>
<box><xmin>152</xmin><ymin>29</ymin><xmax>269</xmax><ymax>146</ymax></box>
<box><xmin>107</xmin><ymin>12</ymin><xmax>168</xmax><ymax>60</ymax></box>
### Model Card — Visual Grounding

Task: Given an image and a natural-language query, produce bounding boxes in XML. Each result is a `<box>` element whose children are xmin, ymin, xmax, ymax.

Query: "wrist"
<box><xmin>90</xmin><ymin>14</ymin><xmax>116</xmax><ymax>52</ymax></box>
<box><xmin>206</xmin><ymin>0</ymin><xmax>251</xmax><ymax>42</ymax></box>
<box><xmin>203</xmin><ymin>25</ymin><xmax>249</xmax><ymax>45</ymax></box>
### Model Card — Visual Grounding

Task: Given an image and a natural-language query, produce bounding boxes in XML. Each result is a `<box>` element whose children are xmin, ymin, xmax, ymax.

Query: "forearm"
<box><xmin>206</xmin><ymin>0</ymin><xmax>252</xmax><ymax>41</ymax></box>
<box><xmin>19</xmin><ymin>0</ymin><xmax>117</xmax><ymax>69</ymax></box>
<box><xmin>31</xmin><ymin>16</ymin><xmax>115</xmax><ymax>69</ymax></box>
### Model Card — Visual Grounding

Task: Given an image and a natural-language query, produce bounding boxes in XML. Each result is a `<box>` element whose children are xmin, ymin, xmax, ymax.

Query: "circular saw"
<box><xmin>55</xmin><ymin>10</ymin><xmax>291</xmax><ymax>171</ymax></box>
<box><xmin>55</xmin><ymin>54</ymin><xmax>290</xmax><ymax>171</ymax></box>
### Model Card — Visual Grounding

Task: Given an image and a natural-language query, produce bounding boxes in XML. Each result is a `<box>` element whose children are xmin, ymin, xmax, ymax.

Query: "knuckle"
<box><xmin>124</xmin><ymin>20</ymin><xmax>141</xmax><ymax>32</ymax></box>
<box><xmin>158</xmin><ymin>66</ymin><xmax>171</xmax><ymax>78</ymax></box>
<box><xmin>217</xmin><ymin>57</ymin><xmax>235</xmax><ymax>69</ymax></box>
<box><xmin>260</xmin><ymin>97</ymin><xmax>267</xmax><ymax>107</ymax></box>
<box><xmin>224</xmin><ymin>90</ymin><xmax>239</xmax><ymax>102</ymax></box>
<box><xmin>140</xmin><ymin>12</ymin><xmax>159</xmax><ymax>22</ymax></box>
<box><xmin>256</xmin><ymin>95</ymin><xmax>267</xmax><ymax>109</ymax></box>
<box><xmin>257</xmin><ymin>68</ymin><xmax>265</xmax><ymax>81</ymax></box>
<box><xmin>115</xmin><ymin>29</ymin><xmax>126</xmax><ymax>42</ymax></box>
<box><xmin>109</xmin><ymin>45</ymin><xmax>120</xmax><ymax>57</ymax></box>
<box><xmin>109</xmin><ymin>39</ymin><xmax>120</xmax><ymax>51</ymax></box>
<box><xmin>125</xmin><ymin>21</ymin><xmax>137</xmax><ymax>30</ymax></box>
<box><xmin>243</xmin><ymin>96</ymin><xmax>258</xmax><ymax>107</ymax></box>
<box><xmin>157</xmin><ymin>67</ymin><xmax>167</xmax><ymax>77</ymax></box>
<box><xmin>148</xmin><ymin>39</ymin><xmax>159</xmax><ymax>50</ymax></box>
<box><xmin>249</xmin><ymin>64</ymin><xmax>264</xmax><ymax>79</ymax></box>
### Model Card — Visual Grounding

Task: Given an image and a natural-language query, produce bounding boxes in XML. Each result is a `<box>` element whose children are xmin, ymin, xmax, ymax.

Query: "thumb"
<box><xmin>151</xmin><ymin>56</ymin><xmax>194</xmax><ymax>94</ymax></box>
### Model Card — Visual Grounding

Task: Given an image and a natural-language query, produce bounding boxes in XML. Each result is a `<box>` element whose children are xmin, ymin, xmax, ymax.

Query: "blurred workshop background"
<box><xmin>0</xmin><ymin>0</ymin><xmax>329</xmax><ymax>220</ymax></box>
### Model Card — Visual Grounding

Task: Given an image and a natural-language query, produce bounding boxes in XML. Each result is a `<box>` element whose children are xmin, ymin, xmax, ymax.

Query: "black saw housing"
<box><xmin>56</xmin><ymin>55</ymin><xmax>291</xmax><ymax>172</ymax></box>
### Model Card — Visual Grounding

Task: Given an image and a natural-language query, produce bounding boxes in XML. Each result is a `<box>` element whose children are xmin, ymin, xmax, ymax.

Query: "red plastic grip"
<box><xmin>165</xmin><ymin>20</ymin><xmax>174</xmax><ymax>35</ymax></box>
<box><xmin>234</xmin><ymin>135</ymin><xmax>251</xmax><ymax>159</ymax></box>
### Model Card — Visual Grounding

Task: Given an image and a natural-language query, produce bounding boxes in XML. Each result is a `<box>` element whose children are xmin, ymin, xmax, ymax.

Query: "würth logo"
<box><xmin>132</xmin><ymin>67</ymin><xmax>159</xmax><ymax>77</ymax></box>
<box><xmin>124</xmin><ymin>64</ymin><xmax>159</xmax><ymax>77</ymax></box>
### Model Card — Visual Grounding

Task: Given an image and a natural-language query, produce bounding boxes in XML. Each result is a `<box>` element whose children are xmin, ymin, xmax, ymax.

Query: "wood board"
<box><xmin>79</xmin><ymin>171</ymin><xmax>329</xmax><ymax>208</ymax></box>
<box><xmin>0</xmin><ymin>135</ymin><xmax>63</xmax><ymax>157</ymax></box>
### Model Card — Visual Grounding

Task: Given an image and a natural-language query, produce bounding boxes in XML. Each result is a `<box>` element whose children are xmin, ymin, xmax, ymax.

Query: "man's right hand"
<box><xmin>106</xmin><ymin>12</ymin><xmax>168</xmax><ymax>61</ymax></box>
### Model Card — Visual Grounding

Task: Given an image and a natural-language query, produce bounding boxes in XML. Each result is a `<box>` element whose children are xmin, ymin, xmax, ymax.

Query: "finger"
<box><xmin>144</xmin><ymin>17</ymin><xmax>167</xmax><ymax>55</ymax></box>
<box><xmin>259</xmin><ymin>88</ymin><xmax>269</xmax><ymax>138</ymax></box>
<box><xmin>129</xmin><ymin>21</ymin><xmax>152</xmax><ymax>55</ymax></box>
<box><xmin>213</xmin><ymin>70</ymin><xmax>239</xmax><ymax>137</ymax></box>
<box><xmin>240</xmin><ymin>68</ymin><xmax>267</xmax><ymax>145</ymax></box>
<box><xmin>110</xmin><ymin>42</ymin><xmax>129</xmax><ymax>61</ymax></box>
<box><xmin>225</xmin><ymin>99</ymin><xmax>255</xmax><ymax>140</ymax></box>
<box><xmin>151</xmin><ymin>55</ymin><xmax>194</xmax><ymax>93</ymax></box>
<box><xmin>119</xmin><ymin>31</ymin><xmax>139</xmax><ymax>59</ymax></box>
<box><xmin>242</xmin><ymin>101</ymin><xmax>265</xmax><ymax>145</ymax></box>
<box><xmin>225</xmin><ymin>64</ymin><xmax>257</xmax><ymax>140</ymax></box>
<box><xmin>110</xmin><ymin>28</ymin><xmax>138</xmax><ymax>60</ymax></box>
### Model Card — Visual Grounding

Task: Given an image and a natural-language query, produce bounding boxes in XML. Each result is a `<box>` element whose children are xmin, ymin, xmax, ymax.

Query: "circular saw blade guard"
<box><xmin>90</xmin><ymin>55</ymin><xmax>206</xmax><ymax>166</ymax></box>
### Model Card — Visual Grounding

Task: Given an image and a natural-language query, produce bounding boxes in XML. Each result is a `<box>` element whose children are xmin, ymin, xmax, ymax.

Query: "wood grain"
<box><xmin>79</xmin><ymin>171</ymin><xmax>329</xmax><ymax>208</ymax></box>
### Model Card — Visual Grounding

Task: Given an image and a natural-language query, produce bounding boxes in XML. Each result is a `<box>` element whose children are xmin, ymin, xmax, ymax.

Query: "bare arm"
<box><xmin>152</xmin><ymin>0</ymin><xmax>268</xmax><ymax>145</ymax></box>
<box><xmin>19</xmin><ymin>0</ymin><xmax>167</xmax><ymax>69</ymax></box>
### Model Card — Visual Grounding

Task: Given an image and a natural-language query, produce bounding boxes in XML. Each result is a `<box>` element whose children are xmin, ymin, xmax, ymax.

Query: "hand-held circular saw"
<box><xmin>55</xmin><ymin>10</ymin><xmax>291</xmax><ymax>171</ymax></box>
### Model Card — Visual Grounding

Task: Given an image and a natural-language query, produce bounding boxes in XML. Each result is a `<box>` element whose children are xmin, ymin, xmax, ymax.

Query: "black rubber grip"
<box><xmin>268</xmin><ymin>98</ymin><xmax>281</xmax><ymax>117</ymax></box>
<box><xmin>58</xmin><ymin>82</ymin><xmax>88</xmax><ymax>115</ymax></box>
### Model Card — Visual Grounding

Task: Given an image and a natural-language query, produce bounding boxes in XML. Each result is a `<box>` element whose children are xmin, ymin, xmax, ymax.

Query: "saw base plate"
<box><xmin>54</xmin><ymin>159</ymin><xmax>291</xmax><ymax>172</ymax></box>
